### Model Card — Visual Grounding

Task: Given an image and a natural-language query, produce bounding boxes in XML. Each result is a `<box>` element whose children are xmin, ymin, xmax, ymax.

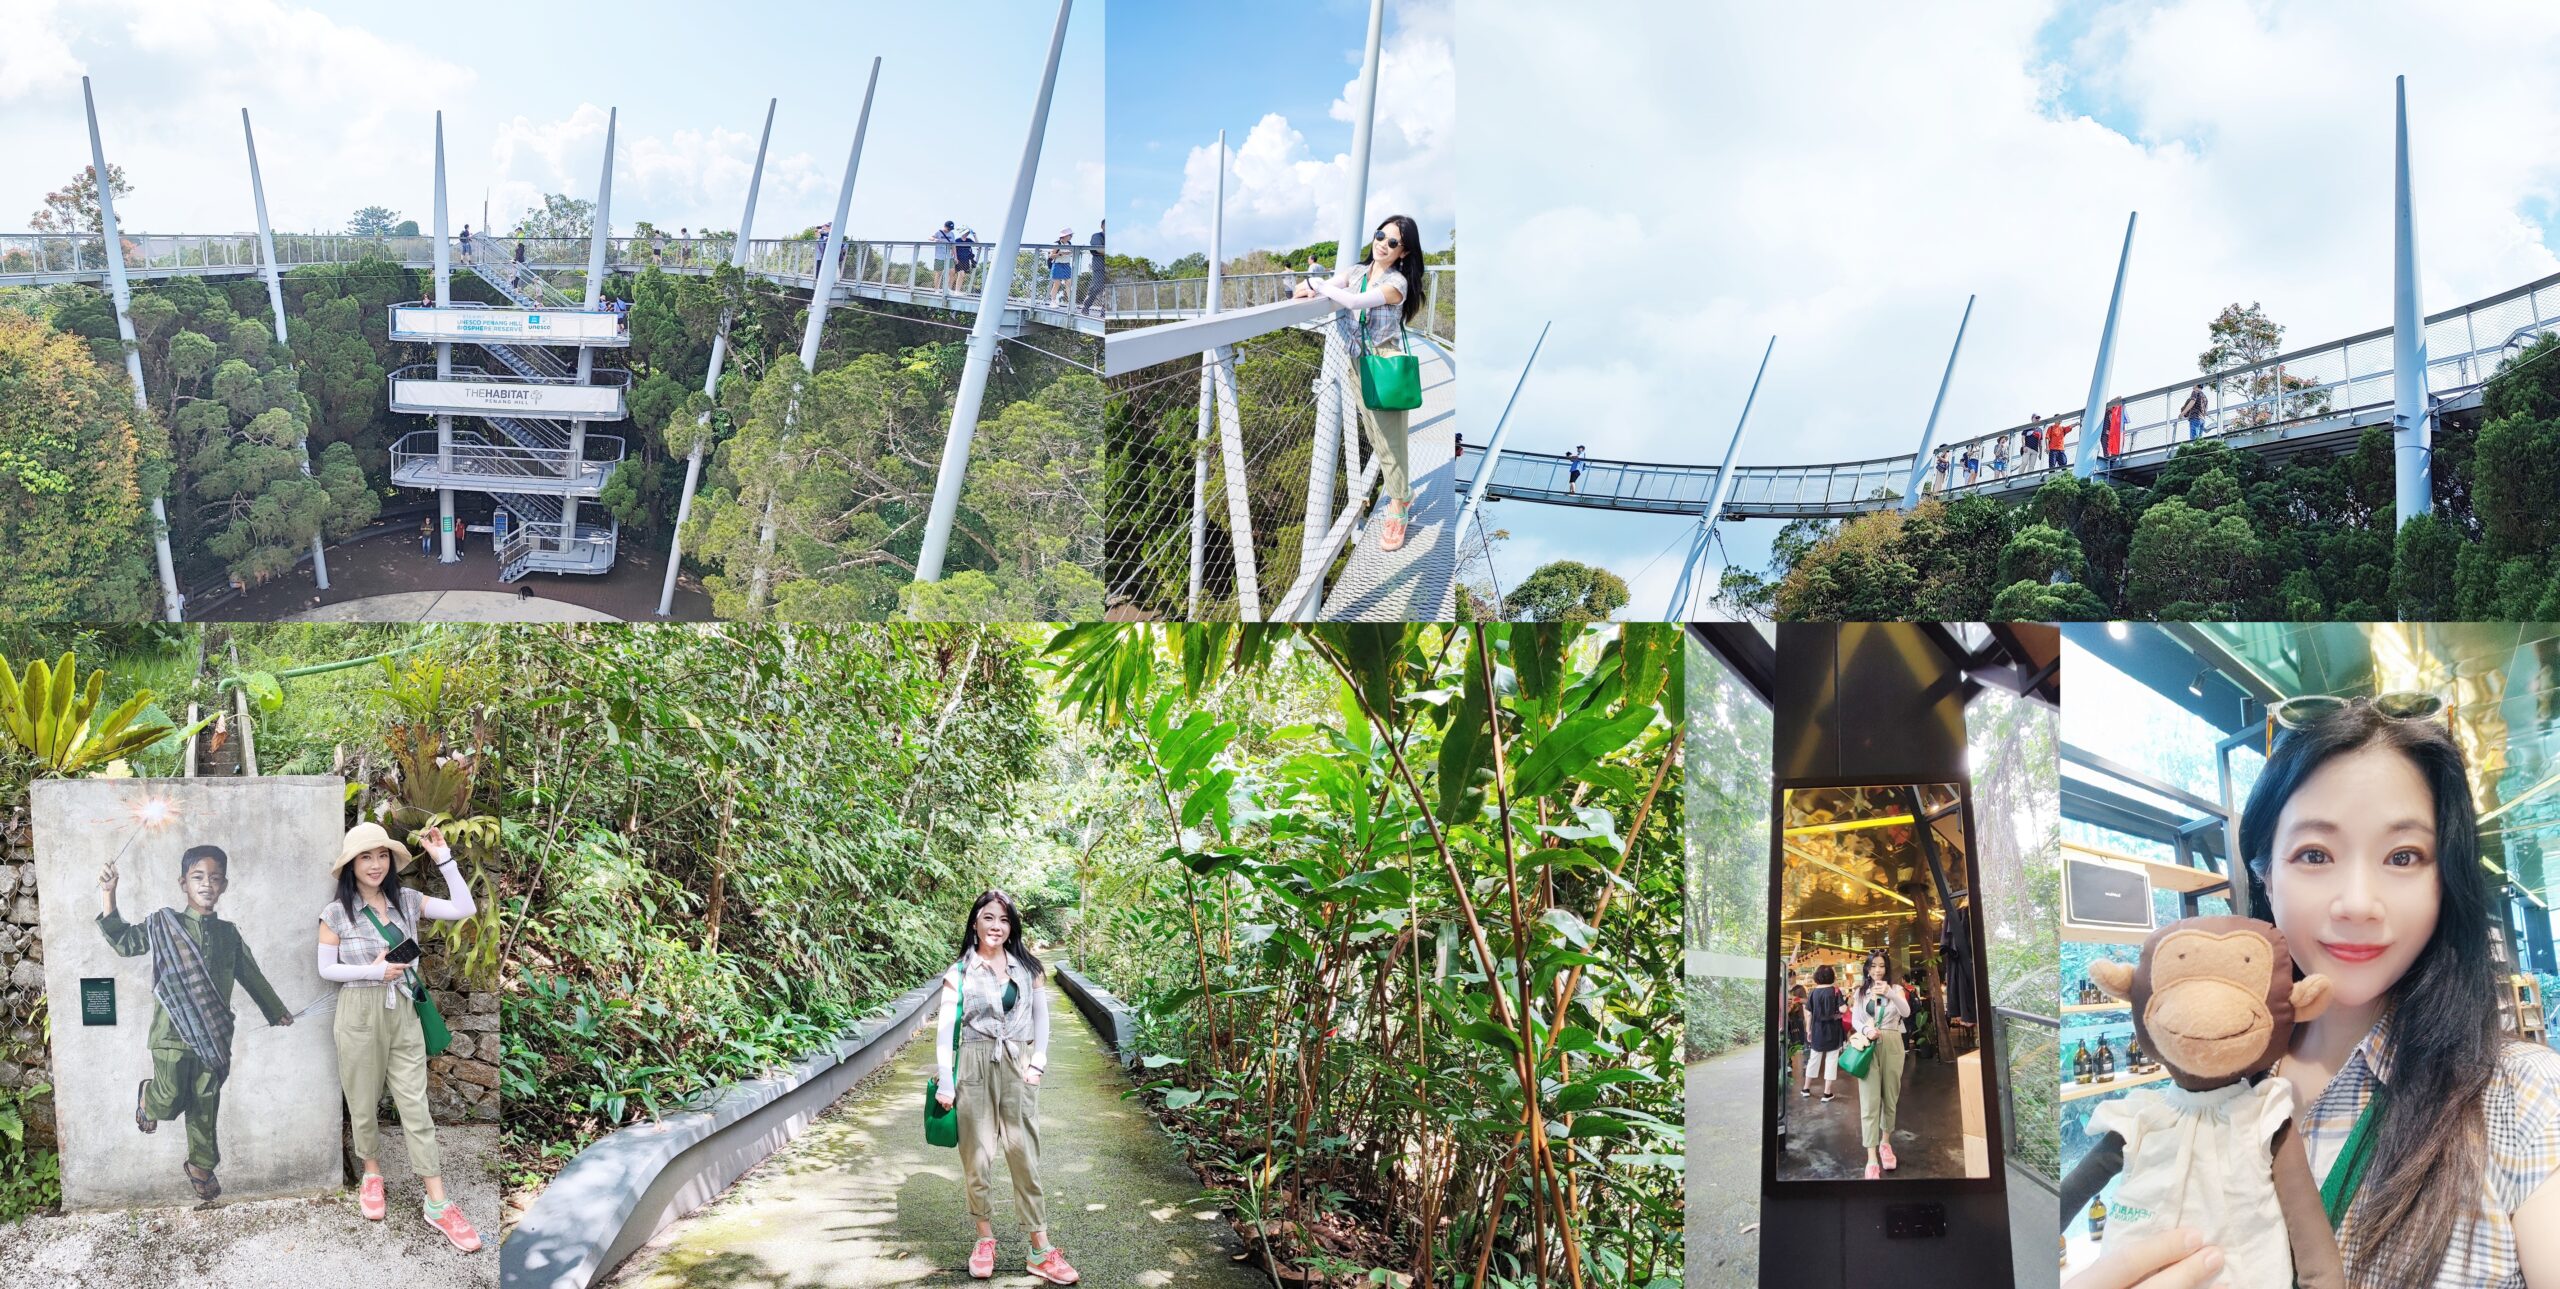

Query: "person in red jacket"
<box><xmin>2103</xmin><ymin>401</ymin><xmax>2124</xmax><ymax>464</ymax></box>
<box><xmin>2047</xmin><ymin>418</ymin><xmax>2071</xmax><ymax>471</ymax></box>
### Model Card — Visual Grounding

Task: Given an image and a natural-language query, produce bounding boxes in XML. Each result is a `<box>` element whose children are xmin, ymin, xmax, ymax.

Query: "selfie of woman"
<box><xmin>2060</xmin><ymin>625</ymin><xmax>2560</xmax><ymax>1289</ymax></box>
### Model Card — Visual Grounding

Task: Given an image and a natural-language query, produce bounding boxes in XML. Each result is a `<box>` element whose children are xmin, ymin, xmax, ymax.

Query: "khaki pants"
<box><xmin>1357</xmin><ymin>336</ymin><xmax>1413</xmax><ymax>506</ymax></box>
<box><xmin>1857</xmin><ymin>1029</ymin><xmax>1905</xmax><ymax>1150</ymax></box>
<box><xmin>956</xmin><ymin>1038</ymin><xmax>1046</xmax><ymax>1235</ymax></box>
<box><xmin>334</xmin><ymin>988</ymin><xmax>442</xmax><ymax>1177</ymax></box>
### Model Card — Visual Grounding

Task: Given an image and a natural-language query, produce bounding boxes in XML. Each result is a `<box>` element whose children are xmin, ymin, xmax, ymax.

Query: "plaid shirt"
<box><xmin>2296</xmin><ymin>1016</ymin><xmax>2560</xmax><ymax>1288</ymax></box>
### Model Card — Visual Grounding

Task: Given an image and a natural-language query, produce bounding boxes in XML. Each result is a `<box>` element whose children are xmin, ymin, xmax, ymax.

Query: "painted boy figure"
<box><xmin>95</xmin><ymin>844</ymin><xmax>294</xmax><ymax>1202</ymax></box>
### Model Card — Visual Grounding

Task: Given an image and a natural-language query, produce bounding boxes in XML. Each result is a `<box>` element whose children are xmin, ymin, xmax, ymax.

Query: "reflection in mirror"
<box><xmin>1774</xmin><ymin>783</ymin><xmax>1992</xmax><ymax>1182</ymax></box>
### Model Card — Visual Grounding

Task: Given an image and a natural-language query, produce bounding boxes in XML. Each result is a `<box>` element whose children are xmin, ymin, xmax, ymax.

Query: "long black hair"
<box><xmin>337</xmin><ymin>848</ymin><xmax>409</xmax><ymax>927</ymax></box>
<box><xmin>1359</xmin><ymin>214</ymin><xmax>1428</xmax><ymax>326</ymax></box>
<box><xmin>957</xmin><ymin>888</ymin><xmax>1042</xmax><ymax>975</ymax></box>
<box><xmin>2237</xmin><ymin>700</ymin><xmax>2501</xmax><ymax>1288</ymax></box>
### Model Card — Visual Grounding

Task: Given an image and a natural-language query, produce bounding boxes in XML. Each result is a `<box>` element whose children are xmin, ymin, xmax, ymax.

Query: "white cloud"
<box><xmin>0</xmin><ymin>0</ymin><xmax>82</xmax><ymax>100</ymax></box>
<box><xmin>1466</xmin><ymin>0</ymin><xmax>2560</xmax><ymax>616</ymax></box>
<box><xmin>1139</xmin><ymin>0</ymin><xmax>1455</xmax><ymax>260</ymax></box>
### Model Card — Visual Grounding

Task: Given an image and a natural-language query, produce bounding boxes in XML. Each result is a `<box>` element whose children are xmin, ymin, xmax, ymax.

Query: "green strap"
<box><xmin>2318</xmin><ymin>1085</ymin><xmax>2385</xmax><ymax>1231</ymax></box>
<box><xmin>359</xmin><ymin>903</ymin><xmax>406</xmax><ymax>948</ymax></box>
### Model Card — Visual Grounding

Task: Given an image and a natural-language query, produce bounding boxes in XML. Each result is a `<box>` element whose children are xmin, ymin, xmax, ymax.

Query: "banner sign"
<box><xmin>392</xmin><ymin>376</ymin><xmax>624</xmax><ymax>419</ymax></box>
<box><xmin>391</xmin><ymin>305</ymin><xmax>624</xmax><ymax>342</ymax></box>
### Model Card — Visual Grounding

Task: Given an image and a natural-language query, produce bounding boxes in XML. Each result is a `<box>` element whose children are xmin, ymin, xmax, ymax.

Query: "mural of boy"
<box><xmin>96</xmin><ymin>842</ymin><xmax>296</xmax><ymax>1202</ymax></box>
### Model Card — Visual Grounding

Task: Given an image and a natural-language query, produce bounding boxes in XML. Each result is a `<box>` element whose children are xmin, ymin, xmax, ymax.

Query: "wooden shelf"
<box><xmin>2061</xmin><ymin>1069</ymin><xmax>2171</xmax><ymax>1102</ymax></box>
<box><xmin>2063</xmin><ymin>840</ymin><xmax>2232</xmax><ymax>895</ymax></box>
<box><xmin>2064</xmin><ymin>923</ymin><xmax>2149</xmax><ymax>945</ymax></box>
<box><xmin>2062</xmin><ymin>1001</ymin><xmax>2129</xmax><ymax>1014</ymax></box>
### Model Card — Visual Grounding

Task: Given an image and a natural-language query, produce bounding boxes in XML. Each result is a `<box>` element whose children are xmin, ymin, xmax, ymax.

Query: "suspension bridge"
<box><xmin>1103</xmin><ymin>71</ymin><xmax>2556</xmax><ymax>622</ymax></box>
<box><xmin>9</xmin><ymin>0</ymin><xmax>1090</xmax><ymax>623</ymax></box>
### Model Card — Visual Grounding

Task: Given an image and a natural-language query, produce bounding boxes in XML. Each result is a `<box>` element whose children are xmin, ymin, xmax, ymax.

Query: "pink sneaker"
<box><xmin>1864</xmin><ymin>1162</ymin><xmax>1882</xmax><ymax>1180</ymax></box>
<box><xmin>1026</xmin><ymin>1246</ymin><xmax>1080</xmax><ymax>1284</ymax></box>
<box><xmin>359</xmin><ymin>1174</ymin><xmax>386</xmax><ymax>1220</ymax></box>
<box><xmin>426</xmin><ymin>1202</ymin><xmax>483</xmax><ymax>1253</ymax></box>
<box><xmin>968</xmin><ymin>1237</ymin><xmax>998</xmax><ymax>1279</ymax></box>
<box><xmin>1879</xmin><ymin>1143</ymin><xmax>1898</xmax><ymax>1171</ymax></box>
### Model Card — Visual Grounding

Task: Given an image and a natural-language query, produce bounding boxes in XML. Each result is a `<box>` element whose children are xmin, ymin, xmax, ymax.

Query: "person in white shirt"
<box><xmin>1851</xmin><ymin>949</ymin><xmax>1912</xmax><ymax>1179</ymax></box>
<box><xmin>935</xmin><ymin>890</ymin><xmax>1078</xmax><ymax>1283</ymax></box>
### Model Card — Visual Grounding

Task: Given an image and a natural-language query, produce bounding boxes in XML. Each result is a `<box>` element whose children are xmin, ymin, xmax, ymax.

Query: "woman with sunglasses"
<box><xmin>2068</xmin><ymin>694</ymin><xmax>2560</xmax><ymax>1289</ymax></box>
<box><xmin>933</xmin><ymin>890</ymin><xmax>1076</xmax><ymax>1283</ymax></box>
<box><xmin>1294</xmin><ymin>214</ymin><xmax>1431</xmax><ymax>552</ymax></box>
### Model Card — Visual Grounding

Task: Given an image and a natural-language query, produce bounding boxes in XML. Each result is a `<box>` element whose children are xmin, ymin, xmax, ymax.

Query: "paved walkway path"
<box><xmin>605</xmin><ymin>989</ymin><xmax>1263</xmax><ymax>1288</ymax></box>
<box><xmin>0</xmin><ymin>1123</ymin><xmax>500</xmax><ymax>1289</ymax></box>
<box><xmin>1685</xmin><ymin>1044</ymin><xmax>1762</xmax><ymax>1289</ymax></box>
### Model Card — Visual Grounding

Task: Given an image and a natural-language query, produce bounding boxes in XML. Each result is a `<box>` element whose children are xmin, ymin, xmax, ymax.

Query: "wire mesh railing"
<box><xmin>1993</xmin><ymin>1005</ymin><xmax>2060</xmax><ymax>1189</ymax></box>
<box><xmin>1104</xmin><ymin>322</ymin><xmax>1347</xmax><ymax>619</ymax></box>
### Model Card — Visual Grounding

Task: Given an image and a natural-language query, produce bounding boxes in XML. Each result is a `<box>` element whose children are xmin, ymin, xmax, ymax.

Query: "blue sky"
<box><xmin>1105</xmin><ymin>0</ymin><xmax>1452</xmax><ymax>264</ymax></box>
<box><xmin>2</xmin><ymin>0</ymin><xmax>1101</xmax><ymax>245</ymax></box>
<box><xmin>1466</xmin><ymin>0</ymin><xmax>2560</xmax><ymax>620</ymax></box>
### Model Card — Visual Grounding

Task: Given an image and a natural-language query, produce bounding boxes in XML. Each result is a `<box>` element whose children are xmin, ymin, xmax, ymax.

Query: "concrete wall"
<box><xmin>504</xmin><ymin>977</ymin><xmax>943</xmax><ymax>1289</ymax></box>
<box><xmin>1053</xmin><ymin>962</ymin><xmax>1137</xmax><ymax>1066</ymax></box>
<box><xmin>31</xmin><ymin>777</ymin><xmax>346</xmax><ymax>1210</ymax></box>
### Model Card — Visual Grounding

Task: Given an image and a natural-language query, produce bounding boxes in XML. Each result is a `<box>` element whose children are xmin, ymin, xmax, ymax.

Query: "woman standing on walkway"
<box><xmin>934</xmin><ymin>889</ymin><xmax>1077</xmax><ymax>1283</ymax></box>
<box><xmin>1294</xmin><ymin>214</ymin><xmax>1431</xmax><ymax>553</ymax></box>
<box><xmin>314</xmin><ymin>822</ymin><xmax>483</xmax><ymax>1252</ymax></box>
<box><xmin>1852</xmin><ymin>949</ymin><xmax>1911</xmax><ymax>1180</ymax></box>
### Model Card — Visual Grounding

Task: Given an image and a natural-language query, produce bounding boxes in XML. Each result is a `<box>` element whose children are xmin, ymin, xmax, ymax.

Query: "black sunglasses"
<box><xmin>1372</xmin><ymin>229</ymin><xmax>1401</xmax><ymax>250</ymax></box>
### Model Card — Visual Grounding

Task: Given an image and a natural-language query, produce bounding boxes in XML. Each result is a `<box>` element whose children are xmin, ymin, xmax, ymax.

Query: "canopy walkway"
<box><xmin>600</xmin><ymin>972</ymin><xmax>1262</xmax><ymax>1289</ymax></box>
<box><xmin>0</xmin><ymin>232</ymin><xmax>1104</xmax><ymax>338</ymax></box>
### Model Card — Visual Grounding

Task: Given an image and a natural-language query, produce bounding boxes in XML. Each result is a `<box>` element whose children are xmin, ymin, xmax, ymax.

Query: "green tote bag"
<box><xmin>1354</xmin><ymin>273</ymin><xmax>1423</xmax><ymax>412</ymax></box>
<box><xmin>1837</xmin><ymin>1033</ymin><xmax>1875</xmax><ymax>1080</ymax></box>
<box><xmin>923</xmin><ymin>971</ymin><xmax>963</xmax><ymax>1148</ymax></box>
<box><xmin>361</xmin><ymin>906</ymin><xmax>453</xmax><ymax>1058</ymax></box>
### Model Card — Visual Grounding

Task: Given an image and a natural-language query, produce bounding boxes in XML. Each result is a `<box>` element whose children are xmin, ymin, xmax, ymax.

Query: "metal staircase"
<box><xmin>392</xmin><ymin>235</ymin><xmax>634</xmax><ymax>579</ymax></box>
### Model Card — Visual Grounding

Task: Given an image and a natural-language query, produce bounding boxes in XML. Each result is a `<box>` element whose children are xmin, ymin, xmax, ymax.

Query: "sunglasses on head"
<box><xmin>2267</xmin><ymin>690</ymin><xmax>2445</xmax><ymax>731</ymax></box>
<box><xmin>1372</xmin><ymin>229</ymin><xmax>1401</xmax><ymax>249</ymax></box>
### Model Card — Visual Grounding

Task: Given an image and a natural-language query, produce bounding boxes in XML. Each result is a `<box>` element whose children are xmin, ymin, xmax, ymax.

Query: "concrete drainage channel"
<box><xmin>500</xmin><ymin>977</ymin><xmax>943</xmax><ymax>1289</ymax></box>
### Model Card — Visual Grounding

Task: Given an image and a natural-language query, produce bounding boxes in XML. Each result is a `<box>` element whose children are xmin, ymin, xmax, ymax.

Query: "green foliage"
<box><xmin>0</xmin><ymin>1081</ymin><xmax>60</xmax><ymax>1222</ymax></box>
<box><xmin>1049</xmin><ymin>624</ymin><xmax>1683</xmax><ymax>1285</ymax></box>
<box><xmin>0</xmin><ymin>311</ymin><xmax>166</xmax><ymax>620</ymax></box>
<box><xmin>347</xmin><ymin>206</ymin><xmax>402</xmax><ymax>238</ymax></box>
<box><xmin>0</xmin><ymin>652</ymin><xmax>185</xmax><ymax>777</ymax></box>
<box><xmin>496</xmin><ymin>625</ymin><xmax>1048</xmax><ymax>1183</ymax></box>
<box><xmin>1506</xmin><ymin>561</ymin><xmax>1630</xmax><ymax>623</ymax></box>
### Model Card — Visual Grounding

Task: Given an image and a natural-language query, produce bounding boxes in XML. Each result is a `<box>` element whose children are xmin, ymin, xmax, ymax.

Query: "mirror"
<box><xmin>1772</xmin><ymin>782</ymin><xmax>1993</xmax><ymax>1182</ymax></box>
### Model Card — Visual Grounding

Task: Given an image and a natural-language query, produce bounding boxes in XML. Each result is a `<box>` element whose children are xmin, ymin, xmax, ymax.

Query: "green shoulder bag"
<box><xmin>1354</xmin><ymin>272</ymin><xmax>1423</xmax><ymax>412</ymax></box>
<box><xmin>924</xmin><ymin>971</ymin><xmax>963</xmax><ymax>1148</ymax></box>
<box><xmin>361</xmin><ymin>905</ymin><xmax>453</xmax><ymax>1058</ymax></box>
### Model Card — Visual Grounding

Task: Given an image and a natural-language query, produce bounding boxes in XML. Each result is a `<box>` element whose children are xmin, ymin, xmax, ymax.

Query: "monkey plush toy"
<box><xmin>2059</xmin><ymin>916</ymin><xmax>2344</xmax><ymax>1289</ymax></box>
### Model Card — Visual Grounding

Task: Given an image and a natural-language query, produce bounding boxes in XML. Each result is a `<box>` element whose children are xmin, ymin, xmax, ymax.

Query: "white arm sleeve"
<box><xmin>934</xmin><ymin>970</ymin><xmax>959</xmax><ymax>1090</ymax></box>
<box><xmin>416</xmin><ymin>844</ymin><xmax>477</xmax><ymax>921</ymax></box>
<box><xmin>1030</xmin><ymin>975</ymin><xmax>1050</xmax><ymax>1073</ymax></box>
<box><xmin>318</xmin><ymin>940</ymin><xmax>389</xmax><ymax>983</ymax></box>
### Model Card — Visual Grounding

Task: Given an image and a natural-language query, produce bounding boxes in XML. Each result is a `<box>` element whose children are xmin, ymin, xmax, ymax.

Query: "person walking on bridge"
<box><xmin>1047</xmin><ymin>229</ymin><xmax>1076</xmax><ymax>306</ymax></box>
<box><xmin>934</xmin><ymin>221</ymin><xmax>960</xmax><ymax>292</ymax></box>
<box><xmin>2046</xmin><ymin>417</ymin><xmax>2071</xmax><ymax>471</ymax></box>
<box><xmin>934</xmin><ymin>889</ymin><xmax>1079</xmax><ymax>1283</ymax></box>
<box><xmin>1079</xmin><ymin>220</ymin><xmax>1107</xmax><ymax>314</ymax></box>
<box><xmin>1296</xmin><ymin>215</ymin><xmax>1430</xmax><ymax>551</ymax></box>
<box><xmin>511</xmin><ymin>239</ymin><xmax>527</xmax><ymax>293</ymax></box>
<box><xmin>458</xmin><ymin>224</ymin><xmax>471</xmax><ymax>259</ymax></box>
<box><xmin>2180</xmin><ymin>383</ymin><xmax>2209</xmax><ymax>440</ymax></box>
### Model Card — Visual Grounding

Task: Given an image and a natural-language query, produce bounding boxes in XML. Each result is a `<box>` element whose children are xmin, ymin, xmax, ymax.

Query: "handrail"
<box><xmin>1104</xmin><ymin>295</ymin><xmax>1335</xmax><ymax>377</ymax></box>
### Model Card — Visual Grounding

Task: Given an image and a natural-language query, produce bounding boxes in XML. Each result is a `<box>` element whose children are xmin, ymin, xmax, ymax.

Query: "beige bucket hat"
<box><xmin>335</xmin><ymin>821</ymin><xmax>414</xmax><ymax>875</ymax></box>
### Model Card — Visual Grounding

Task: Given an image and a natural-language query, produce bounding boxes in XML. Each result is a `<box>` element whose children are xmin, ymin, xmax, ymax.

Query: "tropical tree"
<box><xmin>348</xmin><ymin>206</ymin><xmax>404</xmax><ymax>238</ymax></box>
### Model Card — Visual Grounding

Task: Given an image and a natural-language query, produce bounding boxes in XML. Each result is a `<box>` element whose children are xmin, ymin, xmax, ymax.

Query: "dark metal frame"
<box><xmin>1761</xmin><ymin>774</ymin><xmax>2009</xmax><ymax>1198</ymax></box>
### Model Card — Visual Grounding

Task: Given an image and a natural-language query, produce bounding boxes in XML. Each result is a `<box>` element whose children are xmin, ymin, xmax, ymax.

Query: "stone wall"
<box><xmin>417</xmin><ymin>933</ymin><xmax>501</xmax><ymax>1125</ymax></box>
<box><xmin>0</xmin><ymin>808</ymin><xmax>57</xmax><ymax>1152</ymax></box>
